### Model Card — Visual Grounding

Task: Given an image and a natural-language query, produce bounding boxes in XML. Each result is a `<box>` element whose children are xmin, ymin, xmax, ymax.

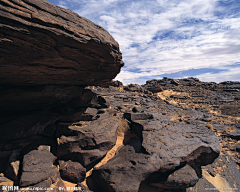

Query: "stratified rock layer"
<box><xmin>0</xmin><ymin>0</ymin><xmax>123</xmax><ymax>114</ymax></box>
<box><xmin>20</xmin><ymin>147</ymin><xmax>62</xmax><ymax>187</ymax></box>
<box><xmin>85</xmin><ymin>88</ymin><xmax>220</xmax><ymax>192</ymax></box>
<box><xmin>57</xmin><ymin>111</ymin><xmax>119</xmax><ymax>168</ymax></box>
<box><xmin>0</xmin><ymin>0</ymin><xmax>123</xmax><ymax>86</ymax></box>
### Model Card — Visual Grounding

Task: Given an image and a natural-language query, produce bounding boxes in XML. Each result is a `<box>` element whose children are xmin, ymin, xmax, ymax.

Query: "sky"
<box><xmin>48</xmin><ymin>0</ymin><xmax>240</xmax><ymax>85</ymax></box>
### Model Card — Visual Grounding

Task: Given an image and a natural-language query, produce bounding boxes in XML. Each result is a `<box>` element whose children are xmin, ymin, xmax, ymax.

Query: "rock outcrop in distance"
<box><xmin>0</xmin><ymin>0</ymin><xmax>239</xmax><ymax>192</ymax></box>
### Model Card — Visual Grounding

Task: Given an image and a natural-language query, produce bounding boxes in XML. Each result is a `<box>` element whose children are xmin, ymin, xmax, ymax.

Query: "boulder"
<box><xmin>88</xmin><ymin>118</ymin><xmax>220</xmax><ymax>191</ymax></box>
<box><xmin>59</xmin><ymin>160</ymin><xmax>86</xmax><ymax>183</ymax></box>
<box><xmin>88</xmin><ymin>145</ymin><xmax>156</xmax><ymax>192</ymax></box>
<box><xmin>151</xmin><ymin>164</ymin><xmax>199</xmax><ymax>189</ymax></box>
<box><xmin>0</xmin><ymin>0</ymin><xmax>123</xmax><ymax>86</ymax></box>
<box><xmin>20</xmin><ymin>147</ymin><xmax>59</xmax><ymax>187</ymax></box>
<box><xmin>5</xmin><ymin>150</ymin><xmax>21</xmax><ymax>182</ymax></box>
<box><xmin>224</xmin><ymin>130</ymin><xmax>240</xmax><ymax>140</ymax></box>
<box><xmin>57</xmin><ymin>111</ymin><xmax>119</xmax><ymax>168</ymax></box>
<box><xmin>139</xmin><ymin>120</ymin><xmax>220</xmax><ymax>169</ymax></box>
<box><xmin>0</xmin><ymin>0</ymin><xmax>123</xmax><ymax>114</ymax></box>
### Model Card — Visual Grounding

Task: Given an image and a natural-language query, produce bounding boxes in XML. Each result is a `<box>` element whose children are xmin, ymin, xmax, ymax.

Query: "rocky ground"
<box><xmin>0</xmin><ymin>1</ymin><xmax>240</xmax><ymax>192</ymax></box>
<box><xmin>82</xmin><ymin>78</ymin><xmax>240</xmax><ymax>192</ymax></box>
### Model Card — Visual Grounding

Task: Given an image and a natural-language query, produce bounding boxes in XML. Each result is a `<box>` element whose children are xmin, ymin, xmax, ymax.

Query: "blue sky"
<box><xmin>48</xmin><ymin>0</ymin><xmax>240</xmax><ymax>85</ymax></box>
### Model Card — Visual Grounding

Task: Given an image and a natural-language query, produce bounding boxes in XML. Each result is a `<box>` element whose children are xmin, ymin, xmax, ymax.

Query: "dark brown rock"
<box><xmin>20</xmin><ymin>148</ymin><xmax>57</xmax><ymax>186</ymax></box>
<box><xmin>85</xmin><ymin>79</ymin><xmax>240</xmax><ymax>192</ymax></box>
<box><xmin>124</xmin><ymin>84</ymin><xmax>147</xmax><ymax>93</ymax></box>
<box><xmin>0</xmin><ymin>85</ymin><xmax>98</xmax><ymax>116</ymax></box>
<box><xmin>224</xmin><ymin>130</ymin><xmax>240</xmax><ymax>140</ymax></box>
<box><xmin>20</xmin><ymin>166</ymin><xmax>66</xmax><ymax>192</ymax></box>
<box><xmin>0</xmin><ymin>0</ymin><xmax>123</xmax><ymax>115</ymax></box>
<box><xmin>59</xmin><ymin>160</ymin><xmax>86</xmax><ymax>183</ymax></box>
<box><xmin>124</xmin><ymin>112</ymin><xmax>154</xmax><ymax>121</ymax></box>
<box><xmin>151</xmin><ymin>164</ymin><xmax>199</xmax><ymax>189</ymax></box>
<box><xmin>149</xmin><ymin>87</ymin><xmax>163</xmax><ymax>93</ymax></box>
<box><xmin>58</xmin><ymin>107</ymin><xmax>98</xmax><ymax>122</ymax></box>
<box><xmin>139</xmin><ymin>120</ymin><xmax>220</xmax><ymax>170</ymax></box>
<box><xmin>57</xmin><ymin>111</ymin><xmax>119</xmax><ymax>168</ymax></box>
<box><xmin>110</xmin><ymin>80</ymin><xmax>123</xmax><ymax>87</ymax></box>
<box><xmin>5</xmin><ymin>150</ymin><xmax>21</xmax><ymax>182</ymax></box>
<box><xmin>0</xmin><ymin>0</ymin><xmax>123</xmax><ymax>86</ymax></box>
<box><xmin>0</xmin><ymin>111</ymin><xmax>58</xmax><ymax>143</ymax></box>
<box><xmin>88</xmin><ymin>118</ymin><xmax>220</xmax><ymax>192</ymax></box>
<box><xmin>88</xmin><ymin>145</ymin><xmax>157</xmax><ymax>192</ymax></box>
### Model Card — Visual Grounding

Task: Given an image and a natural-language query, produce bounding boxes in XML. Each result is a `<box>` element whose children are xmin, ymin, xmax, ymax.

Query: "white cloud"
<box><xmin>57</xmin><ymin>0</ymin><xmax>68</xmax><ymax>9</ymax></box>
<box><xmin>196</xmin><ymin>66</ymin><xmax>240</xmax><ymax>83</ymax></box>
<box><xmin>51</xmin><ymin>0</ymin><xmax>240</xmax><ymax>84</ymax></box>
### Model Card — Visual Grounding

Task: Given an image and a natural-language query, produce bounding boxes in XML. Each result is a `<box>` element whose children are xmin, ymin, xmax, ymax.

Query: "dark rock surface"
<box><xmin>0</xmin><ymin>1</ymin><xmax>123</xmax><ymax>190</ymax></box>
<box><xmin>1</xmin><ymin>76</ymin><xmax>240</xmax><ymax>191</ymax></box>
<box><xmin>0</xmin><ymin>86</ymin><xmax>98</xmax><ymax>116</ymax></box>
<box><xmin>57</xmin><ymin>111</ymin><xmax>119</xmax><ymax>168</ymax></box>
<box><xmin>59</xmin><ymin>160</ymin><xmax>86</xmax><ymax>183</ymax></box>
<box><xmin>84</xmin><ymin>78</ymin><xmax>240</xmax><ymax>192</ymax></box>
<box><xmin>0</xmin><ymin>0</ymin><xmax>124</xmax><ymax>114</ymax></box>
<box><xmin>0</xmin><ymin>0</ymin><xmax>123</xmax><ymax>87</ymax></box>
<box><xmin>5</xmin><ymin>150</ymin><xmax>21</xmax><ymax>182</ymax></box>
<box><xmin>20</xmin><ymin>147</ymin><xmax>57</xmax><ymax>186</ymax></box>
<box><xmin>88</xmin><ymin>145</ymin><xmax>156</xmax><ymax>192</ymax></box>
<box><xmin>0</xmin><ymin>111</ymin><xmax>58</xmax><ymax>142</ymax></box>
<box><xmin>151</xmin><ymin>164</ymin><xmax>199</xmax><ymax>189</ymax></box>
<box><xmin>86</xmin><ymin>86</ymin><xmax>220</xmax><ymax>192</ymax></box>
<box><xmin>0</xmin><ymin>1</ymin><xmax>239</xmax><ymax>191</ymax></box>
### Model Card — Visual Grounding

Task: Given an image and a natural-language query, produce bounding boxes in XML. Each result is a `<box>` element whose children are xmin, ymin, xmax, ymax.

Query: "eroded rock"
<box><xmin>151</xmin><ymin>164</ymin><xmax>199</xmax><ymax>189</ymax></box>
<box><xmin>0</xmin><ymin>0</ymin><xmax>123</xmax><ymax>87</ymax></box>
<box><xmin>57</xmin><ymin>111</ymin><xmax>119</xmax><ymax>168</ymax></box>
<box><xmin>59</xmin><ymin>160</ymin><xmax>86</xmax><ymax>183</ymax></box>
<box><xmin>5</xmin><ymin>150</ymin><xmax>21</xmax><ymax>182</ymax></box>
<box><xmin>20</xmin><ymin>148</ymin><xmax>58</xmax><ymax>187</ymax></box>
<box><xmin>0</xmin><ymin>0</ymin><xmax>123</xmax><ymax>115</ymax></box>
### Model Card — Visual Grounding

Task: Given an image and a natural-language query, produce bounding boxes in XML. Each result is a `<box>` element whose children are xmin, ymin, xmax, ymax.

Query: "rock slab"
<box><xmin>57</xmin><ymin>112</ymin><xmax>119</xmax><ymax>168</ymax></box>
<box><xmin>59</xmin><ymin>160</ymin><xmax>86</xmax><ymax>183</ymax></box>
<box><xmin>0</xmin><ymin>0</ymin><xmax>123</xmax><ymax>86</ymax></box>
<box><xmin>20</xmin><ymin>148</ymin><xmax>57</xmax><ymax>186</ymax></box>
<box><xmin>0</xmin><ymin>0</ymin><xmax>124</xmax><ymax>114</ymax></box>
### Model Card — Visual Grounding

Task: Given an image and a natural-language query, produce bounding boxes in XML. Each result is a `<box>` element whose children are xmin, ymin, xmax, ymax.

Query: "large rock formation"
<box><xmin>0</xmin><ymin>0</ymin><xmax>123</xmax><ymax>114</ymax></box>
<box><xmin>0</xmin><ymin>0</ymin><xmax>238</xmax><ymax>191</ymax></box>
<box><xmin>86</xmin><ymin>78</ymin><xmax>240</xmax><ymax>192</ymax></box>
<box><xmin>57</xmin><ymin>111</ymin><xmax>119</xmax><ymax>168</ymax></box>
<box><xmin>86</xmin><ymin>89</ymin><xmax>220</xmax><ymax>192</ymax></box>
<box><xmin>0</xmin><ymin>0</ymin><xmax>123</xmax><ymax>190</ymax></box>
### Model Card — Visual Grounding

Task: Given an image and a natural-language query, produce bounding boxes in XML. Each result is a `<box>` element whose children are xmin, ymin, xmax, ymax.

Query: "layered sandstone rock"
<box><xmin>86</xmin><ymin>82</ymin><xmax>240</xmax><ymax>192</ymax></box>
<box><xmin>1</xmin><ymin>0</ymin><xmax>238</xmax><ymax>191</ymax></box>
<box><xmin>0</xmin><ymin>0</ymin><xmax>123</xmax><ymax>114</ymax></box>
<box><xmin>0</xmin><ymin>0</ymin><xmax>123</xmax><ymax>189</ymax></box>
<box><xmin>0</xmin><ymin>0</ymin><xmax>123</xmax><ymax>86</ymax></box>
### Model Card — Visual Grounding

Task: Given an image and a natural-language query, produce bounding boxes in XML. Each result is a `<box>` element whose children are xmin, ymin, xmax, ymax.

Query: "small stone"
<box><xmin>59</xmin><ymin>160</ymin><xmax>86</xmax><ymax>183</ymax></box>
<box><xmin>37</xmin><ymin>145</ymin><xmax>51</xmax><ymax>151</ymax></box>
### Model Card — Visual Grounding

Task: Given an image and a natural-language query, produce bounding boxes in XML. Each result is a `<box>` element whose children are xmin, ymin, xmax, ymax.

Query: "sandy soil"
<box><xmin>202</xmin><ymin>169</ymin><xmax>234</xmax><ymax>192</ymax></box>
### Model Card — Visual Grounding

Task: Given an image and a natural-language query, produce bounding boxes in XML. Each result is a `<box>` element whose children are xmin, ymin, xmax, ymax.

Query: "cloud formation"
<box><xmin>50</xmin><ymin>0</ymin><xmax>240</xmax><ymax>84</ymax></box>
